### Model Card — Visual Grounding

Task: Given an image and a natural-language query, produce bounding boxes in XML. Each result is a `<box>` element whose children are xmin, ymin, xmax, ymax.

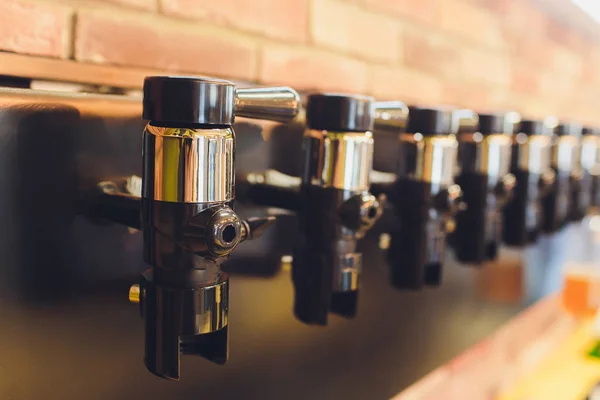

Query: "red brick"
<box><xmin>537</xmin><ymin>72</ymin><xmax>576</xmax><ymax>99</ymax></box>
<box><xmin>464</xmin><ymin>0</ymin><xmax>511</xmax><ymax>13</ymax></box>
<box><xmin>503</xmin><ymin>1</ymin><xmax>552</xmax><ymax>67</ymax></box>
<box><xmin>441</xmin><ymin>80</ymin><xmax>494</xmax><ymax>110</ymax></box>
<box><xmin>580</xmin><ymin>49</ymin><xmax>600</xmax><ymax>86</ymax></box>
<box><xmin>363</xmin><ymin>0</ymin><xmax>441</xmax><ymax>25</ymax></box>
<box><xmin>311</xmin><ymin>0</ymin><xmax>400</xmax><ymax>63</ymax></box>
<box><xmin>510</xmin><ymin>63</ymin><xmax>540</xmax><ymax>96</ymax></box>
<box><xmin>75</xmin><ymin>10</ymin><xmax>258</xmax><ymax>81</ymax></box>
<box><xmin>161</xmin><ymin>0</ymin><xmax>308</xmax><ymax>42</ymax></box>
<box><xmin>0</xmin><ymin>0</ymin><xmax>72</xmax><ymax>58</ymax></box>
<box><xmin>99</xmin><ymin>0</ymin><xmax>157</xmax><ymax>11</ymax></box>
<box><xmin>551</xmin><ymin>46</ymin><xmax>582</xmax><ymax>81</ymax></box>
<box><xmin>403</xmin><ymin>27</ymin><xmax>509</xmax><ymax>87</ymax></box>
<box><xmin>439</xmin><ymin>0</ymin><xmax>506</xmax><ymax>49</ymax></box>
<box><xmin>403</xmin><ymin>26</ymin><xmax>464</xmax><ymax>79</ymax></box>
<box><xmin>368</xmin><ymin>65</ymin><xmax>443</xmax><ymax>104</ymax></box>
<box><xmin>460</xmin><ymin>49</ymin><xmax>511</xmax><ymax>87</ymax></box>
<box><xmin>259</xmin><ymin>44</ymin><xmax>367</xmax><ymax>93</ymax></box>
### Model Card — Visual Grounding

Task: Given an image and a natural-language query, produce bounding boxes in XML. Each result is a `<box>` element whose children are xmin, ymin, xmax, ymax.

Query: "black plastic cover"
<box><xmin>143</xmin><ymin>76</ymin><xmax>236</xmax><ymax>126</ymax></box>
<box><xmin>478</xmin><ymin>113</ymin><xmax>519</xmax><ymax>135</ymax></box>
<box><xmin>305</xmin><ymin>93</ymin><xmax>374</xmax><ymax>132</ymax></box>
<box><xmin>519</xmin><ymin>119</ymin><xmax>546</xmax><ymax>136</ymax></box>
<box><xmin>556</xmin><ymin>122</ymin><xmax>583</xmax><ymax>137</ymax></box>
<box><xmin>406</xmin><ymin>106</ymin><xmax>453</xmax><ymax>136</ymax></box>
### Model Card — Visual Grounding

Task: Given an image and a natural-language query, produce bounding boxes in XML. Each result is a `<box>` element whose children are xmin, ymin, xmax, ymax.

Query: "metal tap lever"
<box><xmin>240</xmin><ymin>216</ymin><xmax>277</xmax><ymax>242</ymax></box>
<box><xmin>373</xmin><ymin>101</ymin><xmax>409</xmax><ymax>132</ymax></box>
<box><xmin>143</xmin><ymin>76</ymin><xmax>300</xmax><ymax>126</ymax></box>
<box><xmin>236</xmin><ymin>87</ymin><xmax>301</xmax><ymax>122</ymax></box>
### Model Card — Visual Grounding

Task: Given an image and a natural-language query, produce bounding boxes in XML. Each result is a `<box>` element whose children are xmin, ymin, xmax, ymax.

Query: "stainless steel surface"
<box><xmin>208</xmin><ymin>208</ymin><xmax>242</xmax><ymax>253</ymax></box>
<box><xmin>581</xmin><ymin>135</ymin><xmax>600</xmax><ymax>172</ymax></box>
<box><xmin>458</xmin><ymin>133</ymin><xmax>513</xmax><ymax>187</ymax></box>
<box><xmin>553</xmin><ymin>135</ymin><xmax>581</xmax><ymax>174</ymax></box>
<box><xmin>236</xmin><ymin>87</ymin><xmax>301</xmax><ymax>123</ymax></box>
<box><xmin>373</xmin><ymin>101</ymin><xmax>409</xmax><ymax>132</ymax></box>
<box><xmin>188</xmin><ymin>279</ymin><xmax>229</xmax><ymax>334</ymax></box>
<box><xmin>515</xmin><ymin>133</ymin><xmax>553</xmax><ymax>174</ymax></box>
<box><xmin>247</xmin><ymin>169</ymin><xmax>302</xmax><ymax>188</ymax></box>
<box><xmin>332</xmin><ymin>252</ymin><xmax>361</xmax><ymax>292</ymax></box>
<box><xmin>142</xmin><ymin>125</ymin><xmax>234</xmax><ymax>203</ymax></box>
<box><xmin>451</xmin><ymin>109</ymin><xmax>479</xmax><ymax>134</ymax></box>
<box><xmin>357</xmin><ymin>192</ymin><xmax>382</xmax><ymax>233</ymax></box>
<box><xmin>399</xmin><ymin>133</ymin><xmax>459</xmax><ymax>191</ymax></box>
<box><xmin>304</xmin><ymin>129</ymin><xmax>374</xmax><ymax>191</ymax></box>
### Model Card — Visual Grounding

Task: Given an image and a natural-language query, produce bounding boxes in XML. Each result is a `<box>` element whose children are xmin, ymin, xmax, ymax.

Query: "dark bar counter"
<box><xmin>1</xmin><ymin>220</ymin><xmax>586</xmax><ymax>399</ymax></box>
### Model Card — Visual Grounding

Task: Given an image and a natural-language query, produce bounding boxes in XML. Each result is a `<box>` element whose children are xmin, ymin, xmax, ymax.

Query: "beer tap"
<box><xmin>292</xmin><ymin>94</ymin><xmax>387</xmax><ymax>325</ymax></box>
<box><xmin>116</xmin><ymin>76</ymin><xmax>300</xmax><ymax>380</ymax></box>
<box><xmin>240</xmin><ymin>95</ymin><xmax>409</xmax><ymax>324</ymax></box>
<box><xmin>374</xmin><ymin>106</ymin><xmax>463</xmax><ymax>289</ymax></box>
<box><xmin>453</xmin><ymin>112</ymin><xmax>518</xmax><ymax>263</ymax></box>
<box><xmin>502</xmin><ymin>119</ymin><xmax>555</xmax><ymax>246</ymax></box>
<box><xmin>570</xmin><ymin>126</ymin><xmax>598</xmax><ymax>221</ymax></box>
<box><xmin>580</xmin><ymin>127</ymin><xmax>600</xmax><ymax>212</ymax></box>
<box><xmin>541</xmin><ymin>121</ymin><xmax>582</xmax><ymax>233</ymax></box>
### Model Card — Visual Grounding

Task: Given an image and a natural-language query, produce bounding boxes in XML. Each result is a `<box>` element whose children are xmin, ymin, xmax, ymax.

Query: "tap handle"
<box><xmin>143</xmin><ymin>76</ymin><xmax>299</xmax><ymax>126</ymax></box>
<box><xmin>373</xmin><ymin>101</ymin><xmax>409</xmax><ymax>132</ymax></box>
<box><xmin>240</xmin><ymin>216</ymin><xmax>277</xmax><ymax>242</ymax></box>
<box><xmin>236</xmin><ymin>87</ymin><xmax>301</xmax><ymax>123</ymax></box>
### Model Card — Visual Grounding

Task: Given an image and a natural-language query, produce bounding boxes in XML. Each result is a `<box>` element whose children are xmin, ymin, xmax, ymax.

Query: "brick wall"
<box><xmin>2</xmin><ymin>0</ymin><xmax>600</xmax><ymax>124</ymax></box>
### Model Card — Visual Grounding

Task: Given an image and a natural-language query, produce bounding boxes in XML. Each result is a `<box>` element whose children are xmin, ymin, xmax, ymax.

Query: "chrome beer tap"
<box><xmin>137</xmin><ymin>76</ymin><xmax>299</xmax><ymax>380</ymax></box>
<box><xmin>502</xmin><ymin>119</ymin><xmax>555</xmax><ymax>246</ymax></box>
<box><xmin>292</xmin><ymin>94</ymin><xmax>386</xmax><ymax>324</ymax></box>
<box><xmin>453</xmin><ymin>112</ymin><xmax>518</xmax><ymax>263</ymax></box>
<box><xmin>580</xmin><ymin>127</ymin><xmax>600</xmax><ymax>213</ymax></box>
<box><xmin>541</xmin><ymin>121</ymin><xmax>582</xmax><ymax>233</ymax></box>
<box><xmin>240</xmin><ymin>95</ymin><xmax>408</xmax><ymax>324</ymax></box>
<box><xmin>379</xmin><ymin>106</ymin><xmax>463</xmax><ymax>289</ymax></box>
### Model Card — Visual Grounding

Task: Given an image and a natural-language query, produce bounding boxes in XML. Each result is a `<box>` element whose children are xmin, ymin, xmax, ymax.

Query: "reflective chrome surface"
<box><xmin>236</xmin><ymin>87</ymin><xmax>301</xmax><ymax>123</ymax></box>
<box><xmin>451</xmin><ymin>109</ymin><xmax>479</xmax><ymax>134</ymax></box>
<box><xmin>553</xmin><ymin>135</ymin><xmax>581</xmax><ymax>174</ymax></box>
<box><xmin>515</xmin><ymin>133</ymin><xmax>553</xmax><ymax>174</ymax></box>
<box><xmin>332</xmin><ymin>252</ymin><xmax>361</xmax><ymax>292</ymax></box>
<box><xmin>357</xmin><ymin>192</ymin><xmax>382</xmax><ymax>232</ymax></box>
<box><xmin>304</xmin><ymin>129</ymin><xmax>374</xmax><ymax>191</ymax></box>
<box><xmin>398</xmin><ymin>133</ymin><xmax>459</xmax><ymax>191</ymax></box>
<box><xmin>247</xmin><ymin>168</ymin><xmax>302</xmax><ymax>188</ymax></box>
<box><xmin>458</xmin><ymin>133</ymin><xmax>512</xmax><ymax>186</ymax></box>
<box><xmin>142</xmin><ymin>125</ymin><xmax>234</xmax><ymax>203</ymax></box>
<box><xmin>581</xmin><ymin>135</ymin><xmax>600</xmax><ymax>172</ymax></box>
<box><xmin>373</xmin><ymin>101</ymin><xmax>409</xmax><ymax>132</ymax></box>
<box><xmin>190</xmin><ymin>279</ymin><xmax>229</xmax><ymax>334</ymax></box>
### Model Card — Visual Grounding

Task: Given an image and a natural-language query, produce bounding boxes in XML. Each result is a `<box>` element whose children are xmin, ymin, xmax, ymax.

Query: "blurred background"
<box><xmin>2</xmin><ymin>0</ymin><xmax>600</xmax><ymax>119</ymax></box>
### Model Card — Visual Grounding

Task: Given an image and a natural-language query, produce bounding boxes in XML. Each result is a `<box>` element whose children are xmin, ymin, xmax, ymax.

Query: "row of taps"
<box><xmin>89</xmin><ymin>76</ymin><xmax>600</xmax><ymax>380</ymax></box>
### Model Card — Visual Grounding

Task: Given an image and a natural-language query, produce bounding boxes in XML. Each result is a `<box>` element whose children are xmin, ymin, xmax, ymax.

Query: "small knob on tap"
<box><xmin>129</xmin><ymin>284</ymin><xmax>140</xmax><ymax>304</ymax></box>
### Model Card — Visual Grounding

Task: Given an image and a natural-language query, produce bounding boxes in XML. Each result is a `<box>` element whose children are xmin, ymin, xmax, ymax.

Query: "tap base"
<box><xmin>453</xmin><ymin>173</ymin><xmax>488</xmax><ymax>265</ymax></box>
